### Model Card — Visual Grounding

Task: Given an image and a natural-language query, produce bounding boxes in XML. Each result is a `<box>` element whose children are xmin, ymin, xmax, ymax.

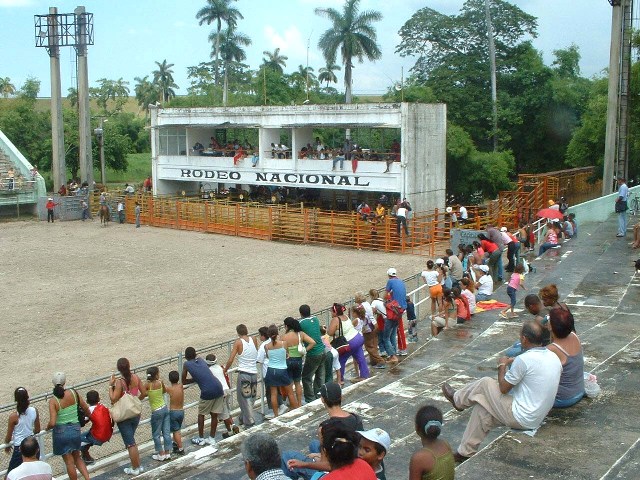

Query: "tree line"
<box><xmin>0</xmin><ymin>0</ymin><xmax>636</xmax><ymax>200</ymax></box>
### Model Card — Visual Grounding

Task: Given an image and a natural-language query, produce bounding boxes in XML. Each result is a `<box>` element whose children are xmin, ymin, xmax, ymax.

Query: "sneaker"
<box><xmin>206</xmin><ymin>437</ymin><xmax>217</xmax><ymax>447</ymax></box>
<box><xmin>124</xmin><ymin>466</ymin><xmax>144</xmax><ymax>475</ymax></box>
<box><xmin>278</xmin><ymin>404</ymin><xmax>289</xmax><ymax>415</ymax></box>
<box><xmin>222</xmin><ymin>431</ymin><xmax>235</xmax><ymax>439</ymax></box>
<box><xmin>175</xmin><ymin>448</ymin><xmax>185</xmax><ymax>456</ymax></box>
<box><xmin>164</xmin><ymin>454</ymin><xmax>171</xmax><ymax>461</ymax></box>
<box><xmin>172</xmin><ymin>441</ymin><xmax>178</xmax><ymax>450</ymax></box>
<box><xmin>373</xmin><ymin>363</ymin><xmax>386</xmax><ymax>369</ymax></box>
<box><xmin>398</xmin><ymin>350</ymin><xmax>408</xmax><ymax>356</ymax></box>
<box><xmin>264</xmin><ymin>412</ymin><xmax>275</xmax><ymax>420</ymax></box>
<box><xmin>191</xmin><ymin>437</ymin><xmax>206</xmax><ymax>446</ymax></box>
<box><xmin>152</xmin><ymin>454</ymin><xmax>165</xmax><ymax>461</ymax></box>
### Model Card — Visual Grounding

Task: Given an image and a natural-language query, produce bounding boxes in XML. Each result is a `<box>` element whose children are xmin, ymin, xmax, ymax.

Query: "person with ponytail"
<box><xmin>109</xmin><ymin>358</ymin><xmax>146</xmax><ymax>475</ymax></box>
<box><xmin>264</xmin><ymin>324</ymin><xmax>298</xmax><ymax>418</ymax></box>
<box><xmin>46</xmin><ymin>372</ymin><xmax>91</xmax><ymax>480</ymax></box>
<box><xmin>321</xmin><ymin>423</ymin><xmax>376</xmax><ymax>479</ymax></box>
<box><xmin>327</xmin><ymin>303</ymin><xmax>369</xmax><ymax>383</ymax></box>
<box><xmin>4</xmin><ymin>388</ymin><xmax>40</xmax><ymax>476</ymax></box>
<box><xmin>409</xmin><ymin>405</ymin><xmax>454</xmax><ymax>480</ymax></box>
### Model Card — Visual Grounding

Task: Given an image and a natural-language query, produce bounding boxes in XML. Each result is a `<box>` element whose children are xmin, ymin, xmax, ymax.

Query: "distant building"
<box><xmin>149</xmin><ymin>102</ymin><xmax>446</xmax><ymax>212</ymax></box>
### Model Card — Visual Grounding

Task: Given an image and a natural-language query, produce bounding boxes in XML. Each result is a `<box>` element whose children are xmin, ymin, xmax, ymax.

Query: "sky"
<box><xmin>0</xmin><ymin>0</ymin><xmax>615</xmax><ymax>99</ymax></box>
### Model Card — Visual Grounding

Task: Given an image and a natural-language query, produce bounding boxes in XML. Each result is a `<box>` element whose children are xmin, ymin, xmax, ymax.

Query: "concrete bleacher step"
<box><xmin>90</xmin><ymin>216</ymin><xmax>640</xmax><ymax>479</ymax></box>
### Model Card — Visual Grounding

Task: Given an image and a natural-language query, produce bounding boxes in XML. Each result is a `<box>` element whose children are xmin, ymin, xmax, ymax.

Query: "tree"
<box><xmin>0</xmin><ymin>77</ymin><xmax>16</xmax><ymax>98</ymax></box>
<box><xmin>67</xmin><ymin>87</ymin><xmax>78</xmax><ymax>108</ymax></box>
<box><xmin>197</xmin><ymin>0</ymin><xmax>243</xmax><ymax>85</ymax></box>
<box><xmin>153</xmin><ymin>60</ymin><xmax>179</xmax><ymax>103</ymax></box>
<box><xmin>90</xmin><ymin>78</ymin><xmax>130</xmax><ymax>114</ymax></box>
<box><xmin>134</xmin><ymin>75</ymin><xmax>160</xmax><ymax>115</ymax></box>
<box><xmin>315</xmin><ymin>0</ymin><xmax>382</xmax><ymax>104</ymax></box>
<box><xmin>318</xmin><ymin>62</ymin><xmax>340</xmax><ymax>87</ymax></box>
<box><xmin>218</xmin><ymin>26</ymin><xmax>252</xmax><ymax>106</ymax></box>
<box><xmin>290</xmin><ymin>64</ymin><xmax>316</xmax><ymax>92</ymax></box>
<box><xmin>19</xmin><ymin>77</ymin><xmax>40</xmax><ymax>100</ymax></box>
<box><xmin>262</xmin><ymin>48</ymin><xmax>288</xmax><ymax>74</ymax></box>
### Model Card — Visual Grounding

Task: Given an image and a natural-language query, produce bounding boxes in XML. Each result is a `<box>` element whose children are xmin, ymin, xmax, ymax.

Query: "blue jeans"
<box><xmin>618</xmin><ymin>211</ymin><xmax>628</xmax><ymax>236</ymax></box>
<box><xmin>506</xmin><ymin>286</ymin><xmax>517</xmax><ymax>307</ymax></box>
<box><xmin>117</xmin><ymin>415</ymin><xmax>140</xmax><ymax>448</ymax></box>
<box><xmin>150</xmin><ymin>406</ymin><xmax>172</xmax><ymax>453</ymax></box>
<box><xmin>554</xmin><ymin>391</ymin><xmax>585</xmax><ymax>408</ymax></box>
<box><xmin>382</xmin><ymin>320</ymin><xmax>398</xmax><ymax>356</ymax></box>
<box><xmin>538</xmin><ymin>242</ymin><xmax>558</xmax><ymax>256</ymax></box>
<box><xmin>377</xmin><ymin>330</ymin><xmax>387</xmax><ymax>355</ymax></box>
<box><xmin>505</xmin><ymin>341</ymin><xmax>523</xmax><ymax>358</ymax></box>
<box><xmin>476</xmin><ymin>293</ymin><xmax>491</xmax><ymax>301</ymax></box>
<box><xmin>281</xmin><ymin>440</ymin><xmax>322</xmax><ymax>480</ymax></box>
<box><xmin>332</xmin><ymin>156</ymin><xmax>344</xmax><ymax>169</ymax></box>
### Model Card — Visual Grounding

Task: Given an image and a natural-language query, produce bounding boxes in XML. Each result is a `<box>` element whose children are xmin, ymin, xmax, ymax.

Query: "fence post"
<box><xmin>177</xmin><ymin>351</ymin><xmax>184</xmax><ymax>381</ymax></box>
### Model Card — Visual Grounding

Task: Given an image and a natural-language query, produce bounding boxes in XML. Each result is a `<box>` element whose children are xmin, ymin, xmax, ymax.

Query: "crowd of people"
<box><xmin>2</xmin><ymin>230</ymin><xmax>590</xmax><ymax>479</ymax></box>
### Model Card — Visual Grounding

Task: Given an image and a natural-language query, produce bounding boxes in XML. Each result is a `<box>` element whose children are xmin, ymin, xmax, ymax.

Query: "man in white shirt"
<box><xmin>394</xmin><ymin>199</ymin><xmax>411</xmax><ymax>236</ymax></box>
<box><xmin>117</xmin><ymin>200</ymin><xmax>125</xmax><ymax>224</ymax></box>
<box><xmin>459</xmin><ymin>205</ymin><xmax>468</xmax><ymax>224</ymax></box>
<box><xmin>7</xmin><ymin>436</ymin><xmax>52</xmax><ymax>480</ymax></box>
<box><xmin>616</xmin><ymin>177</ymin><xmax>630</xmax><ymax>237</ymax></box>
<box><xmin>441</xmin><ymin>321</ymin><xmax>561</xmax><ymax>462</ymax></box>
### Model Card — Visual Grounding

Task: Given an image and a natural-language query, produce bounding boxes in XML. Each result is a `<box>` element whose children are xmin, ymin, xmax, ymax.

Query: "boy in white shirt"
<box><xmin>205</xmin><ymin>354</ymin><xmax>240</xmax><ymax>438</ymax></box>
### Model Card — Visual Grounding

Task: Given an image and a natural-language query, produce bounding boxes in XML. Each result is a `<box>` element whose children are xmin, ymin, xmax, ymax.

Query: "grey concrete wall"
<box><xmin>402</xmin><ymin>103</ymin><xmax>446</xmax><ymax>213</ymax></box>
<box><xmin>568</xmin><ymin>185</ymin><xmax>640</xmax><ymax>224</ymax></box>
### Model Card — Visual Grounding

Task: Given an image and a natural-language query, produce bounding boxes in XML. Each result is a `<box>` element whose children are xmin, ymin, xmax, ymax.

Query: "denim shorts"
<box><xmin>81</xmin><ymin>430</ymin><xmax>104</xmax><ymax>447</ymax></box>
<box><xmin>287</xmin><ymin>357</ymin><xmax>303</xmax><ymax>382</ymax></box>
<box><xmin>117</xmin><ymin>415</ymin><xmax>140</xmax><ymax>448</ymax></box>
<box><xmin>52</xmin><ymin>423</ymin><xmax>81</xmax><ymax>455</ymax></box>
<box><xmin>7</xmin><ymin>446</ymin><xmax>22</xmax><ymax>474</ymax></box>
<box><xmin>507</xmin><ymin>286</ymin><xmax>517</xmax><ymax>307</ymax></box>
<box><xmin>169</xmin><ymin>410</ymin><xmax>184</xmax><ymax>433</ymax></box>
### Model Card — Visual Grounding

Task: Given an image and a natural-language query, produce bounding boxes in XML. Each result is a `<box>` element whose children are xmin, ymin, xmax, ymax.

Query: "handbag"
<box><xmin>297</xmin><ymin>332</ymin><xmax>307</xmax><ymax>356</ymax></box>
<box><xmin>110</xmin><ymin>380</ymin><xmax>142</xmax><ymax>423</ymax></box>
<box><xmin>615</xmin><ymin>200</ymin><xmax>627</xmax><ymax>213</ymax></box>
<box><xmin>73</xmin><ymin>389</ymin><xmax>88</xmax><ymax>427</ymax></box>
<box><xmin>330</xmin><ymin>318</ymin><xmax>351</xmax><ymax>355</ymax></box>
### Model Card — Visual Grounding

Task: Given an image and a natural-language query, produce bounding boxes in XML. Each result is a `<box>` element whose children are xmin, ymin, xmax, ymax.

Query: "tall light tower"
<box><xmin>603</xmin><ymin>0</ymin><xmax>633</xmax><ymax>194</ymax></box>
<box><xmin>35</xmin><ymin>6</ymin><xmax>94</xmax><ymax>191</ymax></box>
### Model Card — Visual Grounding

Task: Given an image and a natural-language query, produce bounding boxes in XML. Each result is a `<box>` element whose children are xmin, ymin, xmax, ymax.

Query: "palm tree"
<box><xmin>134</xmin><ymin>76</ymin><xmax>160</xmax><ymax>115</ymax></box>
<box><xmin>196</xmin><ymin>0</ymin><xmax>243</xmax><ymax>85</ymax></box>
<box><xmin>315</xmin><ymin>0</ymin><xmax>382</xmax><ymax>103</ymax></box>
<box><xmin>0</xmin><ymin>77</ymin><xmax>16</xmax><ymax>98</ymax></box>
<box><xmin>217</xmin><ymin>26</ymin><xmax>252</xmax><ymax>106</ymax></box>
<box><xmin>262</xmin><ymin>48</ymin><xmax>288</xmax><ymax>74</ymax></box>
<box><xmin>318</xmin><ymin>62</ymin><xmax>341</xmax><ymax>87</ymax></box>
<box><xmin>153</xmin><ymin>59</ymin><xmax>179</xmax><ymax>103</ymax></box>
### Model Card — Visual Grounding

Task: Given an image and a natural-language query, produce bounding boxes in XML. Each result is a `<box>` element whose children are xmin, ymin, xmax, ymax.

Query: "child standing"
<box><xmin>206</xmin><ymin>354</ymin><xmax>240</xmax><ymax>439</ymax></box>
<box><xmin>320</xmin><ymin>326</ymin><xmax>342</xmax><ymax>386</ymax></box>
<box><xmin>164</xmin><ymin>371</ymin><xmax>185</xmax><ymax>455</ymax></box>
<box><xmin>80</xmin><ymin>390</ymin><xmax>113</xmax><ymax>465</ymax></box>
<box><xmin>357</xmin><ymin>428</ymin><xmax>391</xmax><ymax>480</ymax></box>
<box><xmin>406</xmin><ymin>296</ymin><xmax>418</xmax><ymax>342</ymax></box>
<box><xmin>140</xmin><ymin>366</ymin><xmax>172</xmax><ymax>461</ymax></box>
<box><xmin>500</xmin><ymin>264</ymin><xmax>526</xmax><ymax>319</ymax></box>
<box><xmin>409</xmin><ymin>405</ymin><xmax>455</xmax><ymax>480</ymax></box>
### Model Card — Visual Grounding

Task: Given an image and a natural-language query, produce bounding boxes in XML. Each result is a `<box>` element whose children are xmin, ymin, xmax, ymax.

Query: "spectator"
<box><xmin>140</xmin><ymin>366</ymin><xmax>172</xmax><ymax>461</ymax></box>
<box><xmin>328</xmin><ymin>304</ymin><xmax>369</xmax><ymax>383</ymax></box>
<box><xmin>45</xmin><ymin>198</ymin><xmax>58</xmax><ymax>223</ymax></box>
<box><xmin>539</xmin><ymin>284</ymin><xmax>571</xmax><ymax>314</ymax></box>
<box><xmin>473</xmin><ymin>265</ymin><xmax>493</xmax><ymax>301</ymax></box>
<box><xmin>109</xmin><ymin>359</ymin><xmax>146</xmax><ymax>475</ymax></box>
<box><xmin>458</xmin><ymin>205</ymin><xmax>468</xmax><ymax>224</ymax></box>
<box><xmin>206</xmin><ymin>355</ymin><xmax>240</xmax><ymax>438</ymax></box>
<box><xmin>164</xmin><ymin>371</ymin><xmax>185</xmax><ymax>455</ymax></box>
<box><xmin>81</xmin><ymin>200</ymin><xmax>89</xmax><ymax>221</ymax></box>
<box><xmin>224</xmin><ymin>324</ymin><xmax>259</xmax><ymax>430</ymax></box>
<box><xmin>562</xmin><ymin>216</ymin><xmax>574</xmax><ymax>239</ymax></box>
<box><xmin>368</xmin><ymin>290</ymin><xmax>388</xmax><ymax>360</ymax></box>
<box><xmin>385</xmin><ymin>268</ymin><xmax>407</xmax><ymax>357</ymax></box>
<box><xmin>485</xmin><ymin>225</ymin><xmax>506</xmax><ymax>281</ymax></box>
<box><xmin>431</xmin><ymin>288</ymin><xmax>456</xmax><ymax>336</ymax></box>
<box><xmin>124</xmin><ymin>183</ymin><xmax>135</xmax><ymax>195</ymax></box>
<box><xmin>422</xmin><ymin>260</ymin><xmax>443</xmax><ymax>319</ymax></box>
<box><xmin>320</xmin><ymin>326</ymin><xmax>343</xmax><ymax>385</ymax></box>
<box><xmin>4</xmin><ymin>388</ymin><xmax>40</xmax><ymax>476</ymax></box>
<box><xmin>505</xmin><ymin>293</ymin><xmax>551</xmax><ymax>358</ymax></box>
<box><xmin>320</xmin><ymin>423</ymin><xmax>376</xmax><ymax>479</ymax></box>
<box><xmin>408</xmin><ymin>405</ymin><xmax>454</xmax><ymax>480</ymax></box>
<box><xmin>616</xmin><ymin>177</ymin><xmax>629</xmax><ymax>237</ymax></box>
<box><xmin>182</xmin><ymin>347</ymin><xmax>224</xmax><ymax>447</ymax></box>
<box><xmin>357</xmin><ymin>428</ymin><xmax>390</xmax><ymax>480</ymax></box>
<box><xmin>478</xmin><ymin>233</ymin><xmax>501</xmax><ymax>283</ymax></box>
<box><xmin>6</xmin><ymin>437</ymin><xmax>52</xmax><ymax>480</ymax></box>
<box><xmin>453</xmin><ymin>287</ymin><xmax>470</xmax><ymax>324</ymax></box>
<box><xmin>80</xmin><ymin>390</ymin><xmax>113</xmax><ymax>465</ymax></box>
<box><xmin>501</xmin><ymin>227</ymin><xmax>520</xmax><ymax>273</ymax></box>
<box><xmin>446</xmin><ymin>249</ymin><xmax>463</xmax><ymax>288</ymax></box>
<box><xmin>46</xmin><ymin>372</ymin><xmax>90</xmax><ymax>480</ymax></box>
<box><xmin>264</xmin><ymin>325</ymin><xmax>298</xmax><ymax>416</ymax></box>
<box><xmin>282</xmin><ymin>317</ymin><xmax>316</xmax><ymax>408</ymax></box>
<box><xmin>442</xmin><ymin>321</ymin><xmax>562</xmax><ymax>462</ymax></box>
<box><xmin>355</xmin><ymin>292</ymin><xmax>385</xmax><ymax>368</ymax></box>
<box><xmin>117</xmin><ymin>200</ymin><xmax>125</xmax><ymax>224</ymax></box>
<box><xmin>256</xmin><ymin>326</ymin><xmax>284</xmax><ymax>419</ymax></box>
<box><xmin>143</xmin><ymin>176</ymin><xmax>152</xmax><ymax>192</ymax></box>
<box><xmin>538</xmin><ymin>222</ymin><xmax>559</xmax><ymax>256</ymax></box>
<box><xmin>406</xmin><ymin>296</ymin><xmax>418</xmax><ymax>343</ymax></box>
<box><xmin>548</xmin><ymin>308</ymin><xmax>585</xmax><ymax>408</ymax></box>
<box><xmin>135</xmin><ymin>202</ymin><xmax>141</xmax><ymax>228</ymax></box>
<box><xmin>460</xmin><ymin>278</ymin><xmax>476</xmax><ymax>315</ymax></box>
<box><xmin>242</xmin><ymin>432</ymin><xmax>289</xmax><ymax>480</ymax></box>
<box><xmin>299</xmin><ymin>305</ymin><xmax>326</xmax><ymax>404</ymax></box>
<box><xmin>499</xmin><ymin>264</ymin><xmax>526</xmax><ymax>319</ymax></box>
<box><xmin>393</xmin><ymin>200</ymin><xmax>411</xmax><ymax>236</ymax></box>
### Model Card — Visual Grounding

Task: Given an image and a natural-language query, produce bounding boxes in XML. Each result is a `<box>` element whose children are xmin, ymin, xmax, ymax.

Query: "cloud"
<box><xmin>174</xmin><ymin>21</ymin><xmax>186</xmax><ymax>28</ymax></box>
<box><xmin>263</xmin><ymin>25</ymin><xmax>308</xmax><ymax>59</ymax></box>
<box><xmin>0</xmin><ymin>0</ymin><xmax>34</xmax><ymax>6</ymax></box>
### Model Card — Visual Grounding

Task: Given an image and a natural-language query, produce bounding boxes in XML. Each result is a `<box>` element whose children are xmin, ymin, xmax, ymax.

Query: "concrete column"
<box><xmin>75</xmin><ymin>6</ymin><xmax>93</xmax><ymax>187</ymax></box>
<box><xmin>48</xmin><ymin>7</ymin><xmax>66</xmax><ymax>191</ymax></box>
<box><xmin>603</xmin><ymin>2</ymin><xmax>623</xmax><ymax>196</ymax></box>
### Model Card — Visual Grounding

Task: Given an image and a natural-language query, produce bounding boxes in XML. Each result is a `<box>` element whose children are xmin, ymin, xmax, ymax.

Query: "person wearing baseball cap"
<box><xmin>357</xmin><ymin>428</ymin><xmax>390</xmax><ymax>479</ymax></box>
<box><xmin>473</xmin><ymin>265</ymin><xmax>493</xmax><ymax>301</ymax></box>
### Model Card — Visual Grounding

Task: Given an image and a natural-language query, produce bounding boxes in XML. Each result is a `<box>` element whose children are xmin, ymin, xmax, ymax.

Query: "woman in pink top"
<box><xmin>538</xmin><ymin>222</ymin><xmax>559</xmax><ymax>256</ymax></box>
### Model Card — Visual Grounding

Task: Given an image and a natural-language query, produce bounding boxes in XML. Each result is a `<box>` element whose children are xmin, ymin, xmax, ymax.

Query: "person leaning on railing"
<box><xmin>4</xmin><ymin>388</ymin><xmax>40</xmax><ymax>477</ymax></box>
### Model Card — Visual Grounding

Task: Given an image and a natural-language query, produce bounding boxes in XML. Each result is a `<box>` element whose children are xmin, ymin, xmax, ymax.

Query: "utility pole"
<box><xmin>75</xmin><ymin>6</ymin><xmax>93</xmax><ymax>188</ymax></box>
<box><xmin>485</xmin><ymin>0</ymin><xmax>498</xmax><ymax>152</ymax></box>
<box><xmin>46</xmin><ymin>7</ymin><xmax>66</xmax><ymax>191</ymax></box>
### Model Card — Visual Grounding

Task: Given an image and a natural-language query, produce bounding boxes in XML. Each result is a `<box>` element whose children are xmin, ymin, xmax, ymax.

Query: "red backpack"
<box><xmin>385</xmin><ymin>300</ymin><xmax>405</xmax><ymax>321</ymax></box>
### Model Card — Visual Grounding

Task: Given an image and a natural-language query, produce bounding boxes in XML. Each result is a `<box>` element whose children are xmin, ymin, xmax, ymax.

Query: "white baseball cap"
<box><xmin>435</xmin><ymin>258</ymin><xmax>445</xmax><ymax>265</ymax></box>
<box><xmin>500</xmin><ymin>226</ymin><xmax>508</xmax><ymax>232</ymax></box>
<box><xmin>387</xmin><ymin>268</ymin><xmax>397</xmax><ymax>277</ymax></box>
<box><xmin>475</xmin><ymin>265</ymin><xmax>490</xmax><ymax>273</ymax></box>
<box><xmin>52</xmin><ymin>372</ymin><xmax>66</xmax><ymax>386</ymax></box>
<box><xmin>357</xmin><ymin>428</ymin><xmax>391</xmax><ymax>453</ymax></box>
<box><xmin>445</xmin><ymin>206</ymin><xmax>453</xmax><ymax>213</ymax></box>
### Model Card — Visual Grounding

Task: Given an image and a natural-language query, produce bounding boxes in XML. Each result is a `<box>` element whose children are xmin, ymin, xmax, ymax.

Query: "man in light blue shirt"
<box><xmin>616</xmin><ymin>177</ymin><xmax>629</xmax><ymax>237</ymax></box>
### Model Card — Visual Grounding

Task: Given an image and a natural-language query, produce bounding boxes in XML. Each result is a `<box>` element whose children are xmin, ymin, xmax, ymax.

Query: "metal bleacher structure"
<box><xmin>0</xmin><ymin>129</ymin><xmax>46</xmax><ymax>214</ymax></box>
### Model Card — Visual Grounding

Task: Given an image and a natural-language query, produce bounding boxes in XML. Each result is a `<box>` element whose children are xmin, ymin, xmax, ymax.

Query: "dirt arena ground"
<box><xmin>0</xmin><ymin>219</ymin><xmax>422</xmax><ymax>404</ymax></box>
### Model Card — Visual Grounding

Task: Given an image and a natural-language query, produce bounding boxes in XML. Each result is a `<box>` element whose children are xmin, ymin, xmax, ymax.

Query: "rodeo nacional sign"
<box><xmin>158</xmin><ymin>165</ymin><xmax>400</xmax><ymax>192</ymax></box>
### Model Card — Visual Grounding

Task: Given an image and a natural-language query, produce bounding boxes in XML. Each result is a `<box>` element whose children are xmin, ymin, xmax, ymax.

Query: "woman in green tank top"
<box><xmin>140</xmin><ymin>366</ymin><xmax>173</xmax><ymax>461</ymax></box>
<box><xmin>46</xmin><ymin>372</ymin><xmax>91</xmax><ymax>480</ymax></box>
<box><xmin>282</xmin><ymin>317</ymin><xmax>316</xmax><ymax>408</ymax></box>
<box><xmin>409</xmin><ymin>405</ymin><xmax>455</xmax><ymax>480</ymax></box>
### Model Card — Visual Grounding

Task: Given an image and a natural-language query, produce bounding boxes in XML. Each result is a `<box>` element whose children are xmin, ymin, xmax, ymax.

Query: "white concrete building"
<box><xmin>149</xmin><ymin>102</ymin><xmax>446</xmax><ymax>212</ymax></box>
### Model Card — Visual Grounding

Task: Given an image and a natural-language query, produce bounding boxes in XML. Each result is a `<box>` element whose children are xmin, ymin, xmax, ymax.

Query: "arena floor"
<box><xmin>0</xmin><ymin>219</ymin><xmax>421</xmax><ymax>404</ymax></box>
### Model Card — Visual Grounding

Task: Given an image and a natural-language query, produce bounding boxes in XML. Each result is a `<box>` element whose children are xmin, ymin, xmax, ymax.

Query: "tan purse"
<box><xmin>110</xmin><ymin>380</ymin><xmax>142</xmax><ymax>422</ymax></box>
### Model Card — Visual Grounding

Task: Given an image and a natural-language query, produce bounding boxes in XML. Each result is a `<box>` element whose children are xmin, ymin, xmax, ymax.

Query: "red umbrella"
<box><xmin>536</xmin><ymin>208</ymin><xmax>564</xmax><ymax>220</ymax></box>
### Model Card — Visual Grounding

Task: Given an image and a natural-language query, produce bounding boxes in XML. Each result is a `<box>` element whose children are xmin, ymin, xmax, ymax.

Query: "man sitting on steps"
<box><xmin>441</xmin><ymin>321</ymin><xmax>561</xmax><ymax>462</ymax></box>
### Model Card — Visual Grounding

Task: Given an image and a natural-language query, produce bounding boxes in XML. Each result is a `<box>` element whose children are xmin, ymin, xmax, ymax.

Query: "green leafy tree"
<box><xmin>153</xmin><ymin>60</ymin><xmax>179</xmax><ymax>103</ymax></box>
<box><xmin>315</xmin><ymin>0</ymin><xmax>382</xmax><ymax>104</ymax></box>
<box><xmin>197</xmin><ymin>0</ymin><xmax>243</xmax><ymax>85</ymax></box>
<box><xmin>134</xmin><ymin>75</ymin><xmax>160</xmax><ymax>115</ymax></box>
<box><xmin>318</xmin><ymin>62</ymin><xmax>341</xmax><ymax>88</ymax></box>
<box><xmin>90</xmin><ymin>78</ymin><xmax>130</xmax><ymax>114</ymax></box>
<box><xmin>0</xmin><ymin>77</ymin><xmax>16</xmax><ymax>98</ymax></box>
<box><xmin>262</xmin><ymin>48</ymin><xmax>288</xmax><ymax>74</ymax></box>
<box><xmin>67</xmin><ymin>87</ymin><xmax>78</xmax><ymax>108</ymax></box>
<box><xmin>19</xmin><ymin>77</ymin><xmax>41</xmax><ymax>100</ymax></box>
<box><xmin>218</xmin><ymin>26</ymin><xmax>252</xmax><ymax>106</ymax></box>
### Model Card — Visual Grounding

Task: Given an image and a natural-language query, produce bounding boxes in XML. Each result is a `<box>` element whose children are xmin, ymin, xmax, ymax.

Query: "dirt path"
<box><xmin>0</xmin><ymin>220</ymin><xmax>424</xmax><ymax>403</ymax></box>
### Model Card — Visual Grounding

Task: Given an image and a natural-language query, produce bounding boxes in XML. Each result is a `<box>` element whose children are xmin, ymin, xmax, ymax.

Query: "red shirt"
<box><xmin>480</xmin><ymin>239</ymin><xmax>498</xmax><ymax>253</ymax></box>
<box><xmin>324</xmin><ymin>459</ymin><xmax>377</xmax><ymax>480</ymax></box>
<box><xmin>46</xmin><ymin>201</ymin><xmax>56</xmax><ymax>210</ymax></box>
<box><xmin>89</xmin><ymin>404</ymin><xmax>113</xmax><ymax>443</ymax></box>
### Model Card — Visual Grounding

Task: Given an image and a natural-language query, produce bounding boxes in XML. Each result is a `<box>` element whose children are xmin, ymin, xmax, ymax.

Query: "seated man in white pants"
<box><xmin>441</xmin><ymin>321</ymin><xmax>562</xmax><ymax>462</ymax></box>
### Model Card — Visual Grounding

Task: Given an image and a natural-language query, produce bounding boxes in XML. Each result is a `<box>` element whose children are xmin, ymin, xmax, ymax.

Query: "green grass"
<box><xmin>94</xmin><ymin>152</ymin><xmax>151</xmax><ymax>187</ymax></box>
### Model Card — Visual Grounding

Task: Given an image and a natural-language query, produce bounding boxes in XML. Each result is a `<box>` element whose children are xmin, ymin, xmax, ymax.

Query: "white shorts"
<box><xmin>432</xmin><ymin>316</ymin><xmax>447</xmax><ymax>327</ymax></box>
